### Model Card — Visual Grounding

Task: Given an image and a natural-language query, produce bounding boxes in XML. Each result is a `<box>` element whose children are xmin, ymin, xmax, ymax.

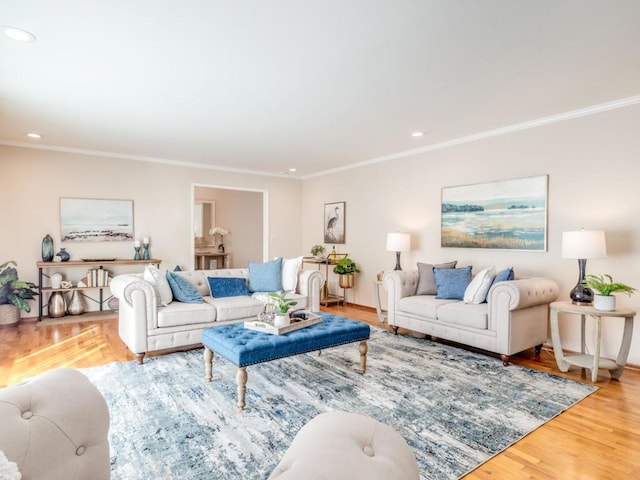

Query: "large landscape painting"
<box><xmin>60</xmin><ymin>198</ymin><xmax>134</xmax><ymax>242</ymax></box>
<box><xmin>441</xmin><ymin>175</ymin><xmax>548</xmax><ymax>251</ymax></box>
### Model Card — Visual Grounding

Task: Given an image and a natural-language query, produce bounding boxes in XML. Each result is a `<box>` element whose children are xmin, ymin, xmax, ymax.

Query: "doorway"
<box><xmin>192</xmin><ymin>184</ymin><xmax>268</xmax><ymax>269</ymax></box>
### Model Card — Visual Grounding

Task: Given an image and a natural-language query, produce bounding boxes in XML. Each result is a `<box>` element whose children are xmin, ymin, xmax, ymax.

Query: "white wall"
<box><xmin>302</xmin><ymin>104</ymin><xmax>640</xmax><ymax>365</ymax></box>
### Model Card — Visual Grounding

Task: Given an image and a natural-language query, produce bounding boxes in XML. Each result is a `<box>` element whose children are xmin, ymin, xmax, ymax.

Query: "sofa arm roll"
<box><xmin>488</xmin><ymin>277</ymin><xmax>559</xmax><ymax>311</ymax></box>
<box><xmin>383</xmin><ymin>271</ymin><xmax>419</xmax><ymax>325</ymax></box>
<box><xmin>297</xmin><ymin>269</ymin><xmax>322</xmax><ymax>312</ymax></box>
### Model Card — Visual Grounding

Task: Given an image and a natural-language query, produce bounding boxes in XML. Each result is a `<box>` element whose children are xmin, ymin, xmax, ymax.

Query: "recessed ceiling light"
<box><xmin>2</xmin><ymin>26</ymin><xmax>36</xmax><ymax>42</ymax></box>
<box><xmin>411</xmin><ymin>131</ymin><xmax>424</xmax><ymax>137</ymax></box>
<box><xmin>288</xmin><ymin>168</ymin><xmax>297</xmax><ymax>173</ymax></box>
<box><xmin>27</xmin><ymin>132</ymin><xmax>42</xmax><ymax>139</ymax></box>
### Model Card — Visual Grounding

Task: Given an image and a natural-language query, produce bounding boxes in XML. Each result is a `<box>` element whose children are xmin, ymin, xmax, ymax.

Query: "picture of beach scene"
<box><xmin>441</xmin><ymin>175</ymin><xmax>547</xmax><ymax>251</ymax></box>
<box><xmin>60</xmin><ymin>198</ymin><xmax>134</xmax><ymax>242</ymax></box>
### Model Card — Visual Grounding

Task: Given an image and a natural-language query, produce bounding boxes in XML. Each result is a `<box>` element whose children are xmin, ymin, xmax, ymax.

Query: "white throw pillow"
<box><xmin>0</xmin><ymin>450</ymin><xmax>21</xmax><ymax>480</ymax></box>
<box><xmin>144</xmin><ymin>264</ymin><xmax>173</xmax><ymax>306</ymax></box>
<box><xmin>279</xmin><ymin>256</ymin><xmax>303</xmax><ymax>292</ymax></box>
<box><xmin>463</xmin><ymin>266</ymin><xmax>496</xmax><ymax>304</ymax></box>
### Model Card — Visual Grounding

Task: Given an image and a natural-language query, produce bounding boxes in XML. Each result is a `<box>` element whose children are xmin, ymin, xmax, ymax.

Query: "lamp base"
<box><xmin>569</xmin><ymin>258</ymin><xmax>593</xmax><ymax>305</ymax></box>
<box><xmin>394</xmin><ymin>251</ymin><xmax>402</xmax><ymax>271</ymax></box>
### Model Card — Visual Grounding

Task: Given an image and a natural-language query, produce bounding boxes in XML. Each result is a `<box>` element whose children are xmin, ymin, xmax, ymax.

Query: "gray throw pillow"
<box><xmin>416</xmin><ymin>261</ymin><xmax>457</xmax><ymax>295</ymax></box>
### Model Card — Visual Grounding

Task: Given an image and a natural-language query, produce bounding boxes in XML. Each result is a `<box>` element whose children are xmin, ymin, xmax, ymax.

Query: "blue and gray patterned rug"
<box><xmin>83</xmin><ymin>328</ymin><xmax>596</xmax><ymax>479</ymax></box>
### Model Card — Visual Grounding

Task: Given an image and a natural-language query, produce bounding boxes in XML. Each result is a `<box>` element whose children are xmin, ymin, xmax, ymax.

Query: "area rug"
<box><xmin>82</xmin><ymin>328</ymin><xmax>596</xmax><ymax>480</ymax></box>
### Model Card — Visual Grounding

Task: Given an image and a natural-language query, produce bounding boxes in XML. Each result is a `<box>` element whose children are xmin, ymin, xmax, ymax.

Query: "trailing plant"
<box><xmin>333</xmin><ymin>257</ymin><xmax>360</xmax><ymax>275</ymax></box>
<box><xmin>268</xmin><ymin>290</ymin><xmax>298</xmax><ymax>314</ymax></box>
<box><xmin>310</xmin><ymin>245</ymin><xmax>325</xmax><ymax>256</ymax></box>
<box><xmin>582</xmin><ymin>274</ymin><xmax>637</xmax><ymax>297</ymax></box>
<box><xmin>0</xmin><ymin>261</ymin><xmax>38</xmax><ymax>313</ymax></box>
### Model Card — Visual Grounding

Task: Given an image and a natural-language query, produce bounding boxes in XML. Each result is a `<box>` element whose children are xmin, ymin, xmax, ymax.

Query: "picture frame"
<box><xmin>60</xmin><ymin>198</ymin><xmax>134</xmax><ymax>242</ymax></box>
<box><xmin>324</xmin><ymin>201</ymin><xmax>345</xmax><ymax>244</ymax></box>
<box><xmin>441</xmin><ymin>175</ymin><xmax>548</xmax><ymax>251</ymax></box>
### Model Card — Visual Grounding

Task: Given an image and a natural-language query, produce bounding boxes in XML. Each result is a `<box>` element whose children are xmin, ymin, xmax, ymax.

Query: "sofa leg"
<box><xmin>392</xmin><ymin>326</ymin><xmax>399</xmax><ymax>335</ymax></box>
<box><xmin>534</xmin><ymin>344</ymin><xmax>543</xmax><ymax>359</ymax></box>
<box><xmin>500</xmin><ymin>354</ymin><xmax>510</xmax><ymax>366</ymax></box>
<box><xmin>135</xmin><ymin>353</ymin><xmax>145</xmax><ymax>365</ymax></box>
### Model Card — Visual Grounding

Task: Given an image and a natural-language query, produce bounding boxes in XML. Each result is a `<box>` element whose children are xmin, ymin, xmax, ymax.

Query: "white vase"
<box><xmin>593</xmin><ymin>294</ymin><xmax>616</xmax><ymax>311</ymax></box>
<box><xmin>50</xmin><ymin>273</ymin><xmax>63</xmax><ymax>289</ymax></box>
<box><xmin>274</xmin><ymin>314</ymin><xmax>290</xmax><ymax>328</ymax></box>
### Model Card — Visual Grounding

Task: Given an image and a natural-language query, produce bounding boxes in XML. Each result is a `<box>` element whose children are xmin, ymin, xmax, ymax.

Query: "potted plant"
<box><xmin>310</xmin><ymin>244</ymin><xmax>325</xmax><ymax>260</ymax></box>
<box><xmin>333</xmin><ymin>257</ymin><xmax>360</xmax><ymax>289</ymax></box>
<box><xmin>582</xmin><ymin>274</ymin><xmax>636</xmax><ymax>311</ymax></box>
<box><xmin>0</xmin><ymin>261</ymin><xmax>39</xmax><ymax>326</ymax></box>
<box><xmin>268</xmin><ymin>290</ymin><xmax>298</xmax><ymax>327</ymax></box>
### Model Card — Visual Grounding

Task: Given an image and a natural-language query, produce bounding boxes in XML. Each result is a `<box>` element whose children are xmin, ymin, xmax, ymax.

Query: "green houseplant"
<box><xmin>582</xmin><ymin>274</ymin><xmax>636</xmax><ymax>311</ymax></box>
<box><xmin>268</xmin><ymin>290</ymin><xmax>298</xmax><ymax>327</ymax></box>
<box><xmin>310</xmin><ymin>244</ymin><xmax>325</xmax><ymax>259</ymax></box>
<box><xmin>333</xmin><ymin>257</ymin><xmax>360</xmax><ymax>289</ymax></box>
<box><xmin>0</xmin><ymin>261</ymin><xmax>39</xmax><ymax>326</ymax></box>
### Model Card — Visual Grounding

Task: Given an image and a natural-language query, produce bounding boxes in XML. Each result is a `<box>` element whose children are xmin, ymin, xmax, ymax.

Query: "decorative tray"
<box><xmin>244</xmin><ymin>312</ymin><xmax>322</xmax><ymax>335</ymax></box>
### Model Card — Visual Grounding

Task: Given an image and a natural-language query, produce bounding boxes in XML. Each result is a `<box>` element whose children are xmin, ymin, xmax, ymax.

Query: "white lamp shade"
<box><xmin>562</xmin><ymin>230</ymin><xmax>606</xmax><ymax>259</ymax></box>
<box><xmin>386</xmin><ymin>233</ymin><xmax>411</xmax><ymax>252</ymax></box>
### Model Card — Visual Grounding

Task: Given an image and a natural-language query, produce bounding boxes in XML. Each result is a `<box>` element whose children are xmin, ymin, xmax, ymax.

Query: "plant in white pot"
<box><xmin>268</xmin><ymin>290</ymin><xmax>298</xmax><ymax>327</ymax></box>
<box><xmin>582</xmin><ymin>274</ymin><xmax>636</xmax><ymax>311</ymax></box>
<box><xmin>310</xmin><ymin>244</ymin><xmax>325</xmax><ymax>260</ymax></box>
<box><xmin>0</xmin><ymin>261</ymin><xmax>39</xmax><ymax>326</ymax></box>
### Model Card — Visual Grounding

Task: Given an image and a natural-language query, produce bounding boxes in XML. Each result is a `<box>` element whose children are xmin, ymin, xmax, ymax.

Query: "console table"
<box><xmin>194</xmin><ymin>251</ymin><xmax>229</xmax><ymax>270</ymax></box>
<box><xmin>36</xmin><ymin>259</ymin><xmax>161</xmax><ymax>321</ymax></box>
<box><xmin>549</xmin><ymin>301</ymin><xmax>635</xmax><ymax>382</ymax></box>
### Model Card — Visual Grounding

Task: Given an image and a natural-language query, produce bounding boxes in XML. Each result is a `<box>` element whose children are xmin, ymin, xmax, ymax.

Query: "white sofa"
<box><xmin>110</xmin><ymin>267</ymin><xmax>323</xmax><ymax>364</ymax></box>
<box><xmin>0</xmin><ymin>368</ymin><xmax>110</xmax><ymax>480</ymax></box>
<box><xmin>383</xmin><ymin>271</ymin><xmax>559</xmax><ymax>365</ymax></box>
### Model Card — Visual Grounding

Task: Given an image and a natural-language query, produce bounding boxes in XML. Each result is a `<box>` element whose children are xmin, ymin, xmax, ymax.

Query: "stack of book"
<box><xmin>86</xmin><ymin>268</ymin><xmax>110</xmax><ymax>287</ymax></box>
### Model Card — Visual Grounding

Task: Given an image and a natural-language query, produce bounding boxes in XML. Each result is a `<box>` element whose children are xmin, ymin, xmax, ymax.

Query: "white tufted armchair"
<box><xmin>0</xmin><ymin>368</ymin><xmax>110</xmax><ymax>480</ymax></box>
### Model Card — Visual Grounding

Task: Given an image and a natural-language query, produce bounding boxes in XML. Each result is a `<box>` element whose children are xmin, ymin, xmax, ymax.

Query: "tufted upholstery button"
<box><xmin>76</xmin><ymin>446</ymin><xmax>85</xmax><ymax>456</ymax></box>
<box><xmin>363</xmin><ymin>445</ymin><xmax>374</xmax><ymax>457</ymax></box>
<box><xmin>22</xmin><ymin>410</ymin><xmax>33</xmax><ymax>419</ymax></box>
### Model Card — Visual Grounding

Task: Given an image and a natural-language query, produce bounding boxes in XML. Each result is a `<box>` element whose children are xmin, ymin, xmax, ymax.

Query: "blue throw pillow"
<box><xmin>248</xmin><ymin>258</ymin><xmax>283</xmax><ymax>292</ymax></box>
<box><xmin>434</xmin><ymin>266</ymin><xmax>473</xmax><ymax>300</ymax></box>
<box><xmin>207</xmin><ymin>277</ymin><xmax>249</xmax><ymax>298</ymax></box>
<box><xmin>490</xmin><ymin>267</ymin><xmax>515</xmax><ymax>289</ymax></box>
<box><xmin>166</xmin><ymin>272</ymin><xmax>203</xmax><ymax>303</ymax></box>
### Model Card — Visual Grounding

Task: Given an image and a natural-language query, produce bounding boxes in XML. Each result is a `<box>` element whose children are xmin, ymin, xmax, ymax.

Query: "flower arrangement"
<box><xmin>209</xmin><ymin>227</ymin><xmax>230</xmax><ymax>253</ymax></box>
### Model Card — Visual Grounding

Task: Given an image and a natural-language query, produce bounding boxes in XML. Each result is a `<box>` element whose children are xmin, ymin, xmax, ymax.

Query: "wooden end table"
<box><xmin>549</xmin><ymin>301</ymin><xmax>635</xmax><ymax>382</ymax></box>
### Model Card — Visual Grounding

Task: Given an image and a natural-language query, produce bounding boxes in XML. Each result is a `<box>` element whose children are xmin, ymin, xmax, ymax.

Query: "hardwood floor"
<box><xmin>1</xmin><ymin>305</ymin><xmax>638</xmax><ymax>479</ymax></box>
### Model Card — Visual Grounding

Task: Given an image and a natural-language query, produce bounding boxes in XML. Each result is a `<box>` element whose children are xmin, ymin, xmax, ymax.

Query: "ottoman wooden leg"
<box><xmin>236</xmin><ymin>367</ymin><xmax>248</xmax><ymax>410</ymax></box>
<box><xmin>359</xmin><ymin>340</ymin><xmax>368</xmax><ymax>374</ymax></box>
<box><xmin>204</xmin><ymin>347</ymin><xmax>213</xmax><ymax>382</ymax></box>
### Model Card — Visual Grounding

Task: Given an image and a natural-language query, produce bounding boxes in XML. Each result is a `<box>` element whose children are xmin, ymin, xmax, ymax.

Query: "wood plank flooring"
<box><xmin>1</xmin><ymin>304</ymin><xmax>638</xmax><ymax>479</ymax></box>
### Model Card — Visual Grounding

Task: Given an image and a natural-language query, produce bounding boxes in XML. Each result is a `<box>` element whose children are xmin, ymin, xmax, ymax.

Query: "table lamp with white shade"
<box><xmin>561</xmin><ymin>229</ymin><xmax>606</xmax><ymax>305</ymax></box>
<box><xmin>386</xmin><ymin>233</ymin><xmax>411</xmax><ymax>271</ymax></box>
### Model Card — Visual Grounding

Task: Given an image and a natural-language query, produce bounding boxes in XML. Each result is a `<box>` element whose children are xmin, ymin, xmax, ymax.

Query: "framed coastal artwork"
<box><xmin>441</xmin><ymin>175</ymin><xmax>548</xmax><ymax>251</ymax></box>
<box><xmin>324</xmin><ymin>201</ymin><xmax>345</xmax><ymax>244</ymax></box>
<box><xmin>60</xmin><ymin>198</ymin><xmax>134</xmax><ymax>242</ymax></box>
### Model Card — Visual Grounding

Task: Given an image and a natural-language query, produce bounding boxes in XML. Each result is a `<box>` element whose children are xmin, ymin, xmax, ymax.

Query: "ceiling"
<box><xmin>1</xmin><ymin>1</ymin><xmax>640</xmax><ymax>178</ymax></box>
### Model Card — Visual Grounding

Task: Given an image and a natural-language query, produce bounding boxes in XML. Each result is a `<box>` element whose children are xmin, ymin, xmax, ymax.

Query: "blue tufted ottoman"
<box><xmin>201</xmin><ymin>314</ymin><xmax>371</xmax><ymax>410</ymax></box>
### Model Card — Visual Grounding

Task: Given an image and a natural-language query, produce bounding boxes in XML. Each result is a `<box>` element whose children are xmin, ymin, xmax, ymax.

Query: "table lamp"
<box><xmin>386</xmin><ymin>233</ymin><xmax>411</xmax><ymax>271</ymax></box>
<box><xmin>561</xmin><ymin>229</ymin><xmax>606</xmax><ymax>305</ymax></box>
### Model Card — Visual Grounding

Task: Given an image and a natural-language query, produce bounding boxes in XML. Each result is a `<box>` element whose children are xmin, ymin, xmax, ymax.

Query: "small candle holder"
<box><xmin>134</xmin><ymin>246</ymin><xmax>141</xmax><ymax>260</ymax></box>
<box><xmin>142</xmin><ymin>242</ymin><xmax>150</xmax><ymax>260</ymax></box>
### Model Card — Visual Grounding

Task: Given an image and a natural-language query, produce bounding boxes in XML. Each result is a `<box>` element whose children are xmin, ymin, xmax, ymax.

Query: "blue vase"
<box><xmin>42</xmin><ymin>234</ymin><xmax>54</xmax><ymax>262</ymax></box>
<box><xmin>56</xmin><ymin>247</ymin><xmax>70</xmax><ymax>262</ymax></box>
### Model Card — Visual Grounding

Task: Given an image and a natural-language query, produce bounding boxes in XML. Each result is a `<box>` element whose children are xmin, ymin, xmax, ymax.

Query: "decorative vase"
<box><xmin>274</xmin><ymin>314</ymin><xmax>290</xmax><ymax>328</ymax></box>
<box><xmin>339</xmin><ymin>274</ymin><xmax>355</xmax><ymax>289</ymax></box>
<box><xmin>50</xmin><ymin>273</ymin><xmax>63</xmax><ymax>289</ymax></box>
<box><xmin>67</xmin><ymin>291</ymin><xmax>85</xmax><ymax>315</ymax></box>
<box><xmin>42</xmin><ymin>234</ymin><xmax>54</xmax><ymax>262</ymax></box>
<box><xmin>0</xmin><ymin>304</ymin><xmax>20</xmax><ymax>327</ymax></box>
<box><xmin>48</xmin><ymin>291</ymin><xmax>67</xmax><ymax>318</ymax></box>
<box><xmin>142</xmin><ymin>243</ymin><xmax>150</xmax><ymax>260</ymax></box>
<box><xmin>593</xmin><ymin>294</ymin><xmax>616</xmax><ymax>311</ymax></box>
<box><xmin>56</xmin><ymin>248</ymin><xmax>70</xmax><ymax>262</ymax></box>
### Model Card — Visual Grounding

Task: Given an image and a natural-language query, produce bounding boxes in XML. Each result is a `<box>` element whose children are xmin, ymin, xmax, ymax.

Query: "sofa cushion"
<box><xmin>166</xmin><ymin>271</ymin><xmax>203</xmax><ymax>303</ymax></box>
<box><xmin>398</xmin><ymin>295</ymin><xmax>458</xmax><ymax>318</ymax></box>
<box><xmin>436</xmin><ymin>302</ymin><xmax>488</xmax><ymax>329</ymax></box>
<box><xmin>280</xmin><ymin>256</ymin><xmax>303</xmax><ymax>292</ymax></box>
<box><xmin>208</xmin><ymin>277</ymin><xmax>249</xmax><ymax>298</ymax></box>
<box><xmin>249</xmin><ymin>258</ymin><xmax>283</xmax><ymax>293</ymax></box>
<box><xmin>416</xmin><ymin>261</ymin><xmax>457</xmax><ymax>295</ymax></box>
<box><xmin>143</xmin><ymin>264</ymin><xmax>173</xmax><ymax>306</ymax></box>
<box><xmin>491</xmin><ymin>267</ymin><xmax>515</xmax><ymax>288</ymax></box>
<box><xmin>434</xmin><ymin>266</ymin><xmax>472</xmax><ymax>300</ymax></box>
<box><xmin>463</xmin><ymin>266</ymin><xmax>496</xmax><ymax>304</ymax></box>
<box><xmin>203</xmin><ymin>295</ymin><xmax>265</xmax><ymax>321</ymax></box>
<box><xmin>157</xmin><ymin>302</ymin><xmax>217</xmax><ymax>327</ymax></box>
